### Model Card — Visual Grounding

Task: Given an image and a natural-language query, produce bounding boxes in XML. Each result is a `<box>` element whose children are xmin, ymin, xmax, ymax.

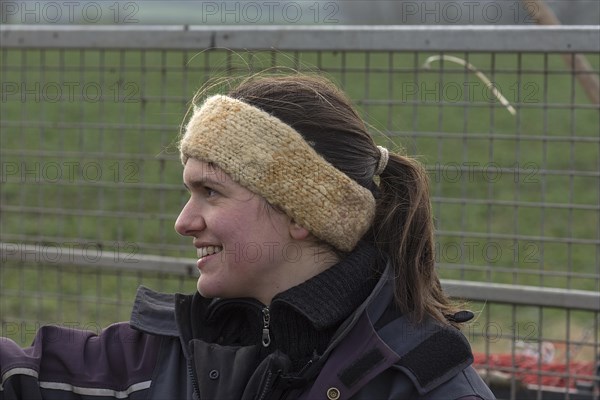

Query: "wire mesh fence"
<box><xmin>1</xmin><ymin>25</ymin><xmax>599</xmax><ymax>399</ymax></box>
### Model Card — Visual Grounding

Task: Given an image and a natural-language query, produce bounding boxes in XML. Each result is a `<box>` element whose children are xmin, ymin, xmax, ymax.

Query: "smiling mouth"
<box><xmin>197</xmin><ymin>245</ymin><xmax>223</xmax><ymax>259</ymax></box>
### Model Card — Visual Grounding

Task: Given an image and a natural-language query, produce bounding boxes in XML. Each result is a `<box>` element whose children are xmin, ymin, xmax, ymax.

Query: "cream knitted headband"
<box><xmin>179</xmin><ymin>95</ymin><xmax>376</xmax><ymax>252</ymax></box>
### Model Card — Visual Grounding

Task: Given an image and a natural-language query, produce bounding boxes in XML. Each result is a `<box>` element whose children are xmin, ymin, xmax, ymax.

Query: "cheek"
<box><xmin>210</xmin><ymin>207</ymin><xmax>259</xmax><ymax>242</ymax></box>
<box><xmin>208</xmin><ymin>197</ymin><xmax>289</xmax><ymax>245</ymax></box>
<box><xmin>226</xmin><ymin>211</ymin><xmax>289</xmax><ymax>254</ymax></box>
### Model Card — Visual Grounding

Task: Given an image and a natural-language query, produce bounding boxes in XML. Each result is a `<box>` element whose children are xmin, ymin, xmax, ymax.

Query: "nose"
<box><xmin>174</xmin><ymin>198</ymin><xmax>206</xmax><ymax>237</ymax></box>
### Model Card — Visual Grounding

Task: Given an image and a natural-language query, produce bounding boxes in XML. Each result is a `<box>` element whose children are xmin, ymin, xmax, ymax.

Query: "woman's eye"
<box><xmin>204</xmin><ymin>187</ymin><xmax>218</xmax><ymax>197</ymax></box>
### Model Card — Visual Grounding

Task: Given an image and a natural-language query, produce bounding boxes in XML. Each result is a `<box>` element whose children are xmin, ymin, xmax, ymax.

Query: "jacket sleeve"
<box><xmin>1</xmin><ymin>323</ymin><xmax>161</xmax><ymax>400</ymax></box>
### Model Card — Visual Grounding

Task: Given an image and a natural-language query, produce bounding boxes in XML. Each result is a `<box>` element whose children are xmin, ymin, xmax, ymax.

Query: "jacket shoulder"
<box><xmin>371</xmin><ymin>299</ymin><xmax>495</xmax><ymax>399</ymax></box>
<box><xmin>348</xmin><ymin>314</ymin><xmax>495</xmax><ymax>400</ymax></box>
<box><xmin>378</xmin><ymin>313</ymin><xmax>473</xmax><ymax>394</ymax></box>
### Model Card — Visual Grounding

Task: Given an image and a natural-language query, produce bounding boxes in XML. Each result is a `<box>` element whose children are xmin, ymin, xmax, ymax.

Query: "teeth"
<box><xmin>198</xmin><ymin>246</ymin><xmax>223</xmax><ymax>259</ymax></box>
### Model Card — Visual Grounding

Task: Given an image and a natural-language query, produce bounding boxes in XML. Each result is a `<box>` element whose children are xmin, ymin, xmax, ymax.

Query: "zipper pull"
<box><xmin>261</xmin><ymin>307</ymin><xmax>271</xmax><ymax>347</ymax></box>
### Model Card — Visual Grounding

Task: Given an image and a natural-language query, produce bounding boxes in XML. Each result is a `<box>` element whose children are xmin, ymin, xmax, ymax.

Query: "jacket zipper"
<box><xmin>256</xmin><ymin>369</ymin><xmax>274</xmax><ymax>400</ymax></box>
<box><xmin>261</xmin><ymin>306</ymin><xmax>271</xmax><ymax>347</ymax></box>
<box><xmin>187</xmin><ymin>357</ymin><xmax>202</xmax><ymax>400</ymax></box>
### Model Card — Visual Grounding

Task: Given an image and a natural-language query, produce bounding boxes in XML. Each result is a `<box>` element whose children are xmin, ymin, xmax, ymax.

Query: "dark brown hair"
<box><xmin>206</xmin><ymin>73</ymin><xmax>462</xmax><ymax>327</ymax></box>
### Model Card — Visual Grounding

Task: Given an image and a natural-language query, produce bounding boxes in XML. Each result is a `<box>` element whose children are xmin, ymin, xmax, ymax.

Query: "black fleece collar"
<box><xmin>269</xmin><ymin>242</ymin><xmax>381</xmax><ymax>330</ymax></box>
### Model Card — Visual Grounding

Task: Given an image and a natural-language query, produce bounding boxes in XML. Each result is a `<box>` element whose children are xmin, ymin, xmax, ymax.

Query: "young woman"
<box><xmin>0</xmin><ymin>74</ymin><xmax>495</xmax><ymax>399</ymax></box>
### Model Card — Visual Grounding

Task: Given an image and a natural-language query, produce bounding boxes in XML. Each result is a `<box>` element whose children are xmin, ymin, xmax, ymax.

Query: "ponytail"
<box><xmin>373</xmin><ymin>153</ymin><xmax>462</xmax><ymax>327</ymax></box>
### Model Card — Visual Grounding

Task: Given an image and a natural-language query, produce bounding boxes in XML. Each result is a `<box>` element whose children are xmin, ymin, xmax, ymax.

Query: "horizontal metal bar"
<box><xmin>1</xmin><ymin>25</ymin><xmax>599</xmax><ymax>52</ymax></box>
<box><xmin>1</xmin><ymin>242</ymin><xmax>597</xmax><ymax>311</ymax></box>
<box><xmin>443</xmin><ymin>279</ymin><xmax>600</xmax><ymax>311</ymax></box>
<box><xmin>2</xmin><ymin>63</ymin><xmax>598</xmax><ymax>77</ymax></box>
<box><xmin>5</xmin><ymin>233</ymin><xmax>596</xmax><ymax>286</ymax></box>
<box><xmin>1</xmin><ymin>100</ymin><xmax>598</xmax><ymax>113</ymax></box>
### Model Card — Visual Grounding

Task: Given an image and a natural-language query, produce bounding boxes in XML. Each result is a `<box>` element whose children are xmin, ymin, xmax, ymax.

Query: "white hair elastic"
<box><xmin>375</xmin><ymin>146</ymin><xmax>389</xmax><ymax>176</ymax></box>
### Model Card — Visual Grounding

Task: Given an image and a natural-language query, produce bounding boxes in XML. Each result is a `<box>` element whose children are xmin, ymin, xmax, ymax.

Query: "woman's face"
<box><xmin>175</xmin><ymin>158</ymin><xmax>296</xmax><ymax>303</ymax></box>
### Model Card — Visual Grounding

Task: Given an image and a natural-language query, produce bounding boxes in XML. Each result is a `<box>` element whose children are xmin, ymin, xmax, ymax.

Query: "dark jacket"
<box><xmin>1</xmin><ymin>260</ymin><xmax>495</xmax><ymax>400</ymax></box>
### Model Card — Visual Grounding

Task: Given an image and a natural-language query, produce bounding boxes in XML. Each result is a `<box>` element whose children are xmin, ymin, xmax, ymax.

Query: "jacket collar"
<box><xmin>129</xmin><ymin>286</ymin><xmax>180</xmax><ymax>337</ymax></box>
<box><xmin>269</xmin><ymin>242</ymin><xmax>382</xmax><ymax>330</ymax></box>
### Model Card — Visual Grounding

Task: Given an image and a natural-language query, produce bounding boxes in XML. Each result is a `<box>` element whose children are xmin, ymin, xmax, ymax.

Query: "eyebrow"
<box><xmin>183</xmin><ymin>177</ymin><xmax>225</xmax><ymax>191</ymax></box>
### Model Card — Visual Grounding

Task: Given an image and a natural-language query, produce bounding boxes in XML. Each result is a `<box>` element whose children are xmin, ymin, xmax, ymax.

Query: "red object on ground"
<box><xmin>473</xmin><ymin>352</ymin><xmax>596</xmax><ymax>389</ymax></box>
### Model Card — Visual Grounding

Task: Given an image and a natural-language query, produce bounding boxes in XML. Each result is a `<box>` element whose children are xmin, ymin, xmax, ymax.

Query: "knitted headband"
<box><xmin>179</xmin><ymin>95</ymin><xmax>376</xmax><ymax>252</ymax></box>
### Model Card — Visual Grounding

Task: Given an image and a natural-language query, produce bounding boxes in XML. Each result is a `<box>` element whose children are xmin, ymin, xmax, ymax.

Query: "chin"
<box><xmin>196</xmin><ymin>279</ymin><xmax>214</xmax><ymax>298</ymax></box>
<box><xmin>196</xmin><ymin>278</ymin><xmax>228</xmax><ymax>299</ymax></box>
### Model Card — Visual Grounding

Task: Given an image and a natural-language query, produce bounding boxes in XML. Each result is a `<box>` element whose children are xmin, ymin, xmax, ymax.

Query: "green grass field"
<box><xmin>1</xmin><ymin>49</ymin><xmax>598</xmax><ymax>349</ymax></box>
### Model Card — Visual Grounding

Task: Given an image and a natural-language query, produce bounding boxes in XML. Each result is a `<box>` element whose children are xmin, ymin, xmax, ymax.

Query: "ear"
<box><xmin>289</xmin><ymin>221</ymin><xmax>310</xmax><ymax>240</ymax></box>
